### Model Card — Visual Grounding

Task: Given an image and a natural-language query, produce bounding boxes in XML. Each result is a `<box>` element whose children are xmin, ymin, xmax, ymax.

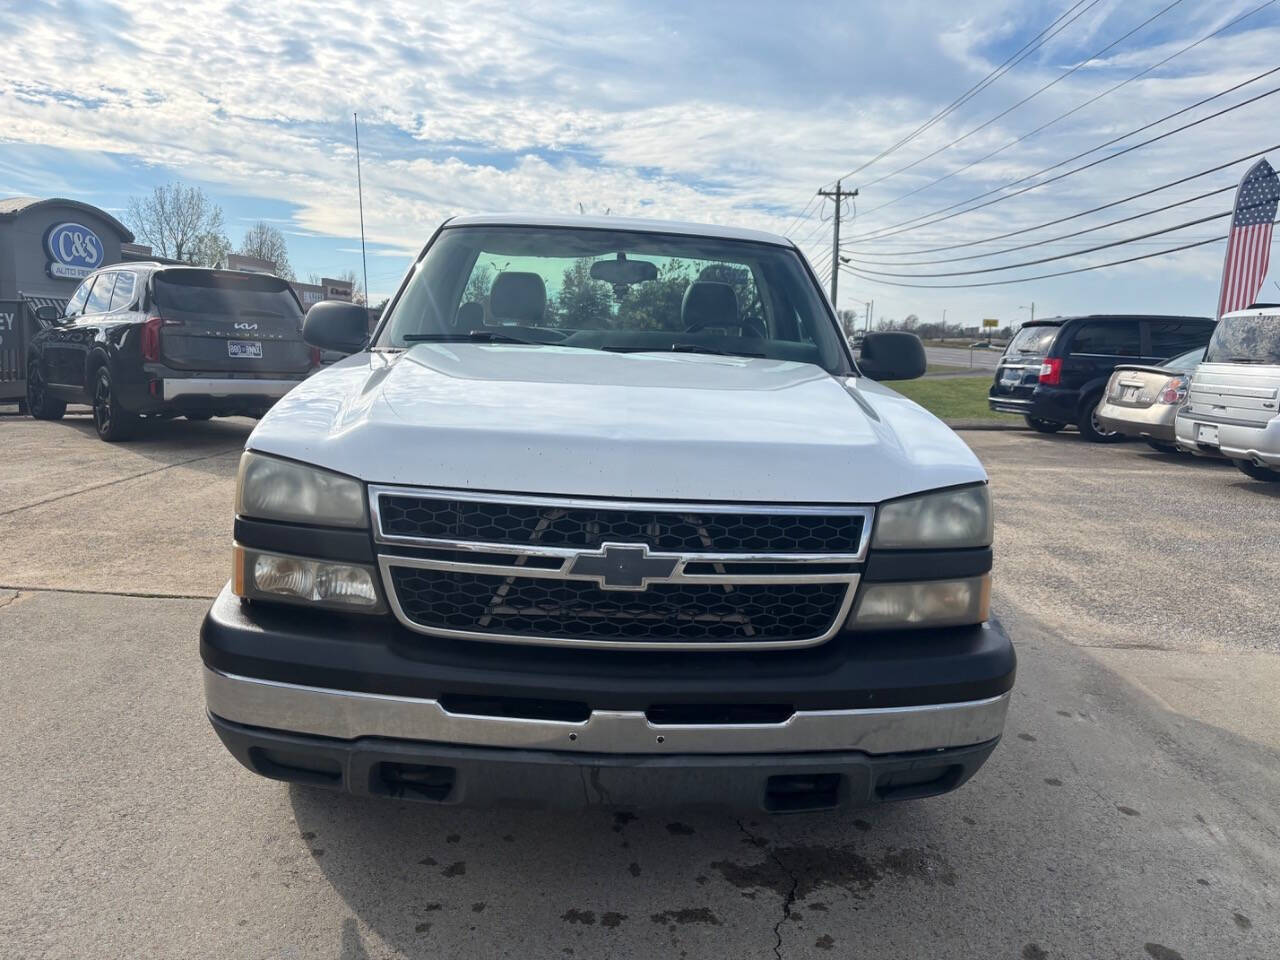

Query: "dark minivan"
<box><xmin>987</xmin><ymin>314</ymin><xmax>1215</xmax><ymax>441</ymax></box>
<box><xmin>26</xmin><ymin>263</ymin><xmax>316</xmax><ymax>441</ymax></box>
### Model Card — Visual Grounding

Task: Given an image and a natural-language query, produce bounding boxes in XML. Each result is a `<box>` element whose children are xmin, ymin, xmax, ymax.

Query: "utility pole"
<box><xmin>866</xmin><ymin>298</ymin><xmax>873</xmax><ymax>332</ymax></box>
<box><xmin>817</xmin><ymin>181</ymin><xmax>857</xmax><ymax>306</ymax></box>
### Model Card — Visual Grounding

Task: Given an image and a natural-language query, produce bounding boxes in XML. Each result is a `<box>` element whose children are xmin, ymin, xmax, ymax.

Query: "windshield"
<box><xmin>1204</xmin><ymin>313</ymin><xmax>1280</xmax><ymax>364</ymax></box>
<box><xmin>377</xmin><ymin>226</ymin><xmax>849</xmax><ymax>373</ymax></box>
<box><xmin>1005</xmin><ymin>324</ymin><xmax>1060</xmax><ymax>355</ymax></box>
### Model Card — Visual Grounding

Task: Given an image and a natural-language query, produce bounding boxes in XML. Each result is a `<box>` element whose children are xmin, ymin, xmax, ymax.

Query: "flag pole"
<box><xmin>354</xmin><ymin>112</ymin><xmax>369</xmax><ymax>306</ymax></box>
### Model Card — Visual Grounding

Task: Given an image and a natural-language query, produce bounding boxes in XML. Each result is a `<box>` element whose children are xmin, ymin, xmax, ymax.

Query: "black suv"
<box><xmin>26</xmin><ymin>264</ymin><xmax>316</xmax><ymax>441</ymax></box>
<box><xmin>988</xmin><ymin>314</ymin><xmax>1215</xmax><ymax>441</ymax></box>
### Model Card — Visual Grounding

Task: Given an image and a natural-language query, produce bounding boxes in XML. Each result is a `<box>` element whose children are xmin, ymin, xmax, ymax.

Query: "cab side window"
<box><xmin>83</xmin><ymin>273</ymin><xmax>117</xmax><ymax>316</ymax></box>
<box><xmin>1070</xmin><ymin>321</ymin><xmax>1139</xmax><ymax>356</ymax></box>
<box><xmin>109</xmin><ymin>272</ymin><xmax>137</xmax><ymax>311</ymax></box>
<box><xmin>64</xmin><ymin>279</ymin><xmax>94</xmax><ymax>318</ymax></box>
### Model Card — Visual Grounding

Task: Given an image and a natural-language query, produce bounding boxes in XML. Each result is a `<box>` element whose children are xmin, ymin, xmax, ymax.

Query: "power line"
<box><xmin>856</xmin><ymin>0</ymin><xmax>1187</xmax><ymax>194</ymax></box>
<box><xmin>841</xmin><ymin>144</ymin><xmax>1280</xmax><ymax>256</ymax></box>
<box><xmin>837</xmin><ymin>221</ymin><xmax>1280</xmax><ymax>289</ymax></box>
<box><xmin>842</xmin><ymin>184</ymin><xmax>1236</xmax><ymax>265</ymax></box>
<box><xmin>845</xmin><ymin>209</ymin><xmax>1231</xmax><ymax>277</ymax></box>
<box><xmin>781</xmin><ymin>194</ymin><xmax>822</xmax><ymax>238</ymax></box>
<box><xmin>845</xmin><ymin>78</ymin><xmax>1280</xmax><ymax>244</ymax></box>
<box><xmin>855</xmin><ymin>0</ymin><xmax>1276</xmax><ymax>219</ymax></box>
<box><xmin>823</xmin><ymin>0</ymin><xmax>1100</xmax><ymax>189</ymax></box>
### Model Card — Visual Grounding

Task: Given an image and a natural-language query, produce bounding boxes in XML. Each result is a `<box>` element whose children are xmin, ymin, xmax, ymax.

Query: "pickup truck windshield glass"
<box><xmin>378</xmin><ymin>226</ymin><xmax>849</xmax><ymax>373</ymax></box>
<box><xmin>1205</xmin><ymin>313</ymin><xmax>1280</xmax><ymax>364</ymax></box>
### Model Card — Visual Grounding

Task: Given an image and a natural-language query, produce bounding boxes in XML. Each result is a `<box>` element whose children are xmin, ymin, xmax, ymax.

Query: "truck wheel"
<box><xmin>1235</xmin><ymin>459</ymin><xmax>1280</xmax><ymax>482</ymax></box>
<box><xmin>185</xmin><ymin>412</ymin><xmax>213</xmax><ymax>421</ymax></box>
<box><xmin>1024</xmin><ymin>416</ymin><xmax>1064</xmax><ymax>434</ymax></box>
<box><xmin>26</xmin><ymin>362</ymin><xmax>66</xmax><ymax>421</ymax></box>
<box><xmin>1077</xmin><ymin>395</ymin><xmax>1122</xmax><ymax>443</ymax></box>
<box><xmin>91</xmin><ymin>367</ymin><xmax>140</xmax><ymax>442</ymax></box>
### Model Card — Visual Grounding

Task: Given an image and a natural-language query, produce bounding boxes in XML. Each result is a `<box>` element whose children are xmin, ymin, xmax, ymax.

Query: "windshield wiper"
<box><xmin>402</xmin><ymin>331</ymin><xmax>538</xmax><ymax>345</ymax></box>
<box><xmin>604</xmin><ymin>343</ymin><xmax>766</xmax><ymax>359</ymax></box>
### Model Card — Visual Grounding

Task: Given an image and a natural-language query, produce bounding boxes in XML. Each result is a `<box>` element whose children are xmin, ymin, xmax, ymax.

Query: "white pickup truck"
<box><xmin>200</xmin><ymin>214</ymin><xmax>1014</xmax><ymax>813</ymax></box>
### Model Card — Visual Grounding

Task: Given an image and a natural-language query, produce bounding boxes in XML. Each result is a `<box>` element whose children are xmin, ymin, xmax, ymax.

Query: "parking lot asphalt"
<box><xmin>2</xmin><ymin>412</ymin><xmax>1278</xmax><ymax>960</ymax></box>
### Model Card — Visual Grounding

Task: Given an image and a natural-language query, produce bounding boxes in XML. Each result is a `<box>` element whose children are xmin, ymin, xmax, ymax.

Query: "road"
<box><xmin>925</xmin><ymin>344</ymin><xmax>1003</xmax><ymax>370</ymax></box>
<box><xmin>2</xmin><ymin>414</ymin><xmax>1277</xmax><ymax>959</ymax></box>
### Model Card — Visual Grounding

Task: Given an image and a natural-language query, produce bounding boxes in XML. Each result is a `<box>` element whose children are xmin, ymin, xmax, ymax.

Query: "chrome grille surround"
<box><xmin>370</xmin><ymin>485</ymin><xmax>873</xmax><ymax>651</ymax></box>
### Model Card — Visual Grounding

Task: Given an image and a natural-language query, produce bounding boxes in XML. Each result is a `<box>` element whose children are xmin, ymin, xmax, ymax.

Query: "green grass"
<box><xmin>881</xmin><ymin>375</ymin><xmax>1019</xmax><ymax>422</ymax></box>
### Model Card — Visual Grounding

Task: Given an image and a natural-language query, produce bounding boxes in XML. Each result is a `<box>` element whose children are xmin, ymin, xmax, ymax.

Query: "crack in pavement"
<box><xmin>736</xmin><ymin>819</ymin><xmax>798</xmax><ymax>960</ymax></box>
<box><xmin>0</xmin><ymin>447</ymin><xmax>243</xmax><ymax>517</ymax></box>
<box><xmin>0</xmin><ymin>584</ymin><xmax>216</xmax><ymax>601</ymax></box>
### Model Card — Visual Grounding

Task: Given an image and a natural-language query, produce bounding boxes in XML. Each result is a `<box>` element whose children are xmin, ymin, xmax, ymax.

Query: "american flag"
<box><xmin>1217</xmin><ymin>157</ymin><xmax>1280</xmax><ymax>318</ymax></box>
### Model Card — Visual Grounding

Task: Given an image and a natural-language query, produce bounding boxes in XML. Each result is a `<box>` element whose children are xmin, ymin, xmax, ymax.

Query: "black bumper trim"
<box><xmin>209</xmin><ymin>712</ymin><xmax>1001</xmax><ymax>811</ymax></box>
<box><xmin>199</xmin><ymin>585</ymin><xmax>1016</xmax><ymax>712</ymax></box>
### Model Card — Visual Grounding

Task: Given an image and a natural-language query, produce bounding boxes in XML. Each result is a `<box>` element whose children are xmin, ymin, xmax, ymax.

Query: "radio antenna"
<box><xmin>354</xmin><ymin>112</ymin><xmax>369</xmax><ymax>305</ymax></box>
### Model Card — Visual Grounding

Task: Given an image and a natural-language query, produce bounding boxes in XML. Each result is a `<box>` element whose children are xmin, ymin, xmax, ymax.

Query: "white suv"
<box><xmin>1176</xmin><ymin>306</ymin><xmax>1280</xmax><ymax>481</ymax></box>
<box><xmin>199</xmin><ymin>214</ymin><xmax>1014</xmax><ymax>813</ymax></box>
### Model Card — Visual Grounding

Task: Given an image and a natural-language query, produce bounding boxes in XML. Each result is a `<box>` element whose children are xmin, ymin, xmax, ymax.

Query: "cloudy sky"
<box><xmin>1</xmin><ymin>0</ymin><xmax>1277</xmax><ymax>325</ymax></box>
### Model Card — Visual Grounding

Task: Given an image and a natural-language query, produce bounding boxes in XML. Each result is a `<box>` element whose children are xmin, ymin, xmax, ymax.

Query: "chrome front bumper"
<box><xmin>163</xmin><ymin>378</ymin><xmax>303</xmax><ymax>400</ymax></box>
<box><xmin>202</xmin><ymin>666</ymin><xmax>1011</xmax><ymax>757</ymax></box>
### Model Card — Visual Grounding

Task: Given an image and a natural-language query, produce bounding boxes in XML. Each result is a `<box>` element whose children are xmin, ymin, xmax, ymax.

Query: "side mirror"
<box><xmin>857</xmin><ymin>332</ymin><xmax>927</xmax><ymax>381</ymax></box>
<box><xmin>303</xmin><ymin>301</ymin><xmax>368</xmax><ymax>353</ymax></box>
<box><xmin>34</xmin><ymin>304</ymin><xmax>64</xmax><ymax>323</ymax></box>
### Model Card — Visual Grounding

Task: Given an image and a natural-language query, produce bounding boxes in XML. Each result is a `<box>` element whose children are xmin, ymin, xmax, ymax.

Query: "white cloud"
<box><xmin>1</xmin><ymin>0</ymin><xmax>1277</xmax><ymax>319</ymax></box>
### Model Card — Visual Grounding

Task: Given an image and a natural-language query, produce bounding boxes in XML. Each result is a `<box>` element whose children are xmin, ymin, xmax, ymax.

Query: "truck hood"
<box><xmin>248</xmin><ymin>345</ymin><xmax>986</xmax><ymax>503</ymax></box>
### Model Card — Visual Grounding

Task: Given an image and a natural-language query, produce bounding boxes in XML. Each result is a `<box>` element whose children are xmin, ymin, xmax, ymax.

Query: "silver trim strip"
<box><xmin>378</xmin><ymin>555</ymin><xmax>859</xmax><ymax>651</ymax></box>
<box><xmin>204</xmin><ymin>667</ymin><xmax>1010</xmax><ymax>755</ymax></box>
<box><xmin>163</xmin><ymin>378</ymin><xmax>302</xmax><ymax>399</ymax></box>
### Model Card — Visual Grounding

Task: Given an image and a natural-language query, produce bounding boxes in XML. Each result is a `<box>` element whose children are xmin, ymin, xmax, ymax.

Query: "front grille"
<box><xmin>388</xmin><ymin>568</ymin><xmax>847</xmax><ymax>645</ymax></box>
<box><xmin>378</xmin><ymin>495</ymin><xmax>864</xmax><ymax>555</ymax></box>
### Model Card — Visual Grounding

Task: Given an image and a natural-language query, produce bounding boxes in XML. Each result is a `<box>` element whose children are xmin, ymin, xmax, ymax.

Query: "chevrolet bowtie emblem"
<box><xmin>568</xmin><ymin>544</ymin><xmax>679</xmax><ymax>591</ymax></box>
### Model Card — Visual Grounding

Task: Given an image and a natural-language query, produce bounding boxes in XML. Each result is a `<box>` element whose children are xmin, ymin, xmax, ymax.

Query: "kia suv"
<box><xmin>26</xmin><ymin>264</ymin><xmax>316</xmax><ymax>441</ymax></box>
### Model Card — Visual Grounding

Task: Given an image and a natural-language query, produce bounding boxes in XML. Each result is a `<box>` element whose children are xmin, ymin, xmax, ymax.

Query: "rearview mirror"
<box><xmin>34</xmin><ymin>304</ymin><xmax>64</xmax><ymax>323</ymax></box>
<box><xmin>590</xmin><ymin>256</ymin><xmax>658</xmax><ymax>285</ymax></box>
<box><xmin>857</xmin><ymin>332</ymin><xmax>926</xmax><ymax>381</ymax></box>
<box><xmin>303</xmin><ymin>301</ymin><xmax>369</xmax><ymax>354</ymax></box>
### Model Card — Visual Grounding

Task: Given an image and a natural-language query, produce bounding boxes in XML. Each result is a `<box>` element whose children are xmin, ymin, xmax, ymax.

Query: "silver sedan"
<box><xmin>1095</xmin><ymin>347</ymin><xmax>1207</xmax><ymax>453</ymax></box>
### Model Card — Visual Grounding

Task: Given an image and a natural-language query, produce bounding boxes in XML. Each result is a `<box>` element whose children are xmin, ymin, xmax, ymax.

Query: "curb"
<box><xmin>945</xmin><ymin>419</ymin><xmax>1025</xmax><ymax>431</ymax></box>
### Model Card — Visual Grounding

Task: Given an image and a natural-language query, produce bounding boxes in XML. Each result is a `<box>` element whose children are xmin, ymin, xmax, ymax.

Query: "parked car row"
<box><xmin>25</xmin><ymin>263</ymin><xmax>318</xmax><ymax>440</ymax></box>
<box><xmin>988</xmin><ymin>308</ymin><xmax>1280</xmax><ymax>482</ymax></box>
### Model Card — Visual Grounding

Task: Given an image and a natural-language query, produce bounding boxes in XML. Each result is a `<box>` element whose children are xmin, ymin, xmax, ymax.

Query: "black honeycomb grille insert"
<box><xmin>389</xmin><ymin>568</ymin><xmax>847</xmax><ymax>644</ymax></box>
<box><xmin>378</xmin><ymin>496</ymin><xmax>863</xmax><ymax>555</ymax></box>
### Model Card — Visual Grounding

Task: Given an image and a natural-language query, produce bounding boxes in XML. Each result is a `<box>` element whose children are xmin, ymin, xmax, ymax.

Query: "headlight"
<box><xmin>233</xmin><ymin>545</ymin><xmax>384</xmax><ymax>612</ymax></box>
<box><xmin>850</xmin><ymin>575</ymin><xmax>990</xmax><ymax>630</ymax></box>
<box><xmin>873</xmin><ymin>484</ymin><xmax>992</xmax><ymax>549</ymax></box>
<box><xmin>236</xmin><ymin>452</ymin><xmax>367</xmax><ymax>528</ymax></box>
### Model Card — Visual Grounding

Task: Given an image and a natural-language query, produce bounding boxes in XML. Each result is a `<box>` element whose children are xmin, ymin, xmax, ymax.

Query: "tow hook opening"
<box><xmin>764</xmin><ymin>773</ymin><xmax>843</xmax><ymax>812</ymax></box>
<box><xmin>372</xmin><ymin>762</ymin><xmax>456</xmax><ymax>802</ymax></box>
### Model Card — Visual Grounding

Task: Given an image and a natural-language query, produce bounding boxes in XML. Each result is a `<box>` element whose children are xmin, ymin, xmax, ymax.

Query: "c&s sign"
<box><xmin>44</xmin><ymin>222</ymin><xmax>104</xmax><ymax>279</ymax></box>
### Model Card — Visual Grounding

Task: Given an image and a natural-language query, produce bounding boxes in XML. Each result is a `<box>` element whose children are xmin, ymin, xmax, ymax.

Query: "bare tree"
<box><xmin>237</xmin><ymin>221</ymin><xmax>295</xmax><ymax>280</ymax></box>
<box><xmin>126</xmin><ymin>183</ymin><xmax>231</xmax><ymax>266</ymax></box>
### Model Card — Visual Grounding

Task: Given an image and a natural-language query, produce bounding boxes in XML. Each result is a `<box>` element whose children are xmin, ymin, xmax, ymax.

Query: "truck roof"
<box><xmin>444</xmin><ymin>213</ymin><xmax>794</xmax><ymax>248</ymax></box>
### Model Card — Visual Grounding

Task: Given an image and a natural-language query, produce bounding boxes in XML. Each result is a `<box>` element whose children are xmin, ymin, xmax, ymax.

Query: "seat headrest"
<box><xmin>455</xmin><ymin>301</ymin><xmax>484</xmax><ymax>331</ymax></box>
<box><xmin>490</xmin><ymin>272</ymin><xmax>546</xmax><ymax>325</ymax></box>
<box><xmin>681</xmin><ymin>280</ymin><xmax>739</xmax><ymax>331</ymax></box>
